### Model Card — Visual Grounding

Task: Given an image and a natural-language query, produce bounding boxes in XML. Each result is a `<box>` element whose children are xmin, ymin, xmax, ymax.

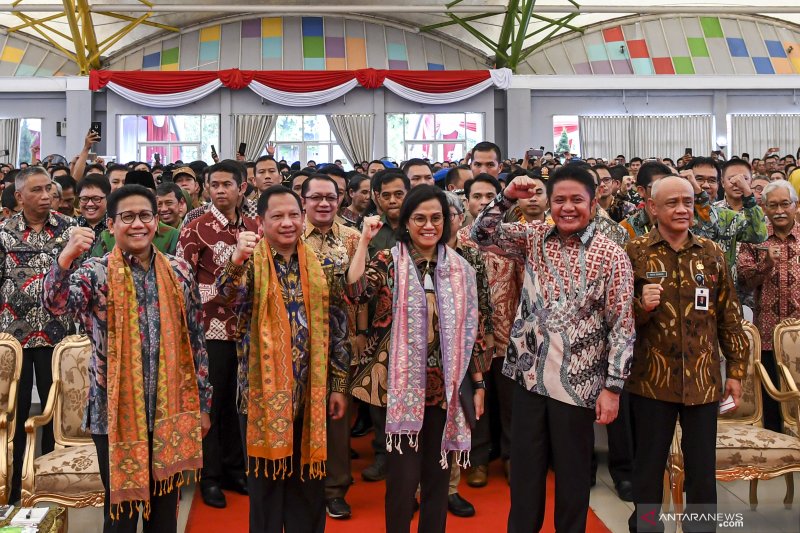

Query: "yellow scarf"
<box><xmin>247</xmin><ymin>239</ymin><xmax>329</xmax><ymax>479</ymax></box>
<box><xmin>106</xmin><ymin>247</ymin><xmax>203</xmax><ymax>518</ymax></box>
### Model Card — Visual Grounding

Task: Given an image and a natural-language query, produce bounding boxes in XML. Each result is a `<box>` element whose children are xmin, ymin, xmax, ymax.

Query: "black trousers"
<box><xmin>202</xmin><ymin>340</ymin><xmax>245</xmax><ymax>486</ymax></box>
<box><xmin>11</xmin><ymin>347</ymin><xmax>55</xmax><ymax>503</ymax></box>
<box><xmin>592</xmin><ymin>389</ymin><xmax>634</xmax><ymax>486</ymax></box>
<box><xmin>628</xmin><ymin>394</ymin><xmax>718</xmax><ymax>533</ymax></box>
<box><xmin>508</xmin><ymin>387</ymin><xmax>594</xmax><ymax>533</ymax></box>
<box><xmin>370</xmin><ymin>404</ymin><xmax>387</xmax><ymax>458</ymax></box>
<box><xmin>93</xmin><ymin>433</ymin><xmax>179</xmax><ymax>533</ymax></box>
<box><xmin>760</xmin><ymin>350</ymin><xmax>783</xmax><ymax>432</ymax></box>
<box><xmin>474</xmin><ymin>357</ymin><xmax>514</xmax><ymax>465</ymax></box>
<box><xmin>240</xmin><ymin>414</ymin><xmax>326</xmax><ymax>533</ymax></box>
<box><xmin>324</xmin><ymin>406</ymin><xmax>351</xmax><ymax>500</ymax></box>
<box><xmin>385</xmin><ymin>406</ymin><xmax>450</xmax><ymax>533</ymax></box>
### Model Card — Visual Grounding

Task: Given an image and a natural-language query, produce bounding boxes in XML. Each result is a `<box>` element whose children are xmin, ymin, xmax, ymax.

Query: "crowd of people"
<box><xmin>0</xmin><ymin>130</ymin><xmax>798</xmax><ymax>533</ymax></box>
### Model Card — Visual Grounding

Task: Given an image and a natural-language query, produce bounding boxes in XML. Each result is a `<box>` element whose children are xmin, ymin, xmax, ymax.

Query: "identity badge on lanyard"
<box><xmin>694</xmin><ymin>261</ymin><xmax>709</xmax><ymax>311</ymax></box>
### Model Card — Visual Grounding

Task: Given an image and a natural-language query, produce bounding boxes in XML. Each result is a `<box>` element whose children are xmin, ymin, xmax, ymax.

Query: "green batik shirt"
<box><xmin>692</xmin><ymin>192</ymin><xmax>767</xmax><ymax>270</ymax></box>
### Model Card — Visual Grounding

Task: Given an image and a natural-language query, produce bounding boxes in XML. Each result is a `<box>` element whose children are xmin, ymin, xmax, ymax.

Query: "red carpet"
<box><xmin>186</xmin><ymin>434</ymin><xmax>612</xmax><ymax>532</ymax></box>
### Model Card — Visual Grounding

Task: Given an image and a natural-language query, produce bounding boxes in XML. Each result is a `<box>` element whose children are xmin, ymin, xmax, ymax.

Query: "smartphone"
<box><xmin>238</xmin><ymin>142</ymin><xmax>246</xmax><ymax>157</ymax></box>
<box><xmin>526</xmin><ymin>148</ymin><xmax>544</xmax><ymax>159</ymax></box>
<box><xmin>211</xmin><ymin>145</ymin><xmax>218</xmax><ymax>159</ymax></box>
<box><xmin>90</xmin><ymin>121</ymin><xmax>102</xmax><ymax>138</ymax></box>
<box><xmin>684</xmin><ymin>147</ymin><xmax>692</xmax><ymax>156</ymax></box>
<box><xmin>153</xmin><ymin>152</ymin><xmax>161</xmax><ymax>164</ymax></box>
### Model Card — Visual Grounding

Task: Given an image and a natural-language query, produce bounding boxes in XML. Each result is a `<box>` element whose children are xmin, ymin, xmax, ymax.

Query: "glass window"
<box><xmin>266</xmin><ymin>114</ymin><xmax>349</xmax><ymax>169</ymax></box>
<box><xmin>118</xmin><ymin>115</ymin><xmax>220</xmax><ymax>165</ymax></box>
<box><xmin>17</xmin><ymin>119</ymin><xmax>42</xmax><ymax>166</ymax></box>
<box><xmin>386</xmin><ymin>112</ymin><xmax>484</xmax><ymax>163</ymax></box>
<box><xmin>552</xmin><ymin>115</ymin><xmax>581</xmax><ymax>157</ymax></box>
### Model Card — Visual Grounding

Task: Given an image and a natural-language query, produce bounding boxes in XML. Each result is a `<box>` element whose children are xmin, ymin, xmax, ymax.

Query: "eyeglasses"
<box><xmin>448</xmin><ymin>211</ymin><xmax>462</xmax><ymax>219</ymax></box>
<box><xmin>380</xmin><ymin>191</ymin><xmax>406</xmax><ymax>201</ymax></box>
<box><xmin>599</xmin><ymin>177</ymin><xmax>613</xmax><ymax>185</ymax></box>
<box><xmin>304</xmin><ymin>194</ymin><xmax>338</xmax><ymax>203</ymax></box>
<box><xmin>79</xmin><ymin>196</ymin><xmax>105</xmax><ymax>205</ymax></box>
<box><xmin>752</xmin><ymin>185</ymin><xmax>765</xmax><ymax>193</ymax></box>
<box><xmin>766</xmin><ymin>201</ymin><xmax>795</xmax><ymax>211</ymax></box>
<box><xmin>116</xmin><ymin>210</ymin><xmax>155</xmax><ymax>224</ymax></box>
<box><xmin>410</xmin><ymin>214</ymin><xmax>444</xmax><ymax>227</ymax></box>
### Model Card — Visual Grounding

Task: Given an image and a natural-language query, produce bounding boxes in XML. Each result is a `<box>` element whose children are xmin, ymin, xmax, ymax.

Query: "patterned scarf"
<box><xmin>247</xmin><ymin>239</ymin><xmax>329</xmax><ymax>479</ymax></box>
<box><xmin>386</xmin><ymin>243</ymin><xmax>478</xmax><ymax>467</ymax></box>
<box><xmin>106</xmin><ymin>247</ymin><xmax>202</xmax><ymax>519</ymax></box>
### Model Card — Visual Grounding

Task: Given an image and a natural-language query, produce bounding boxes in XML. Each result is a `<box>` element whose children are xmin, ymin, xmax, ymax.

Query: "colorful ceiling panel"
<box><xmin>526</xmin><ymin>15</ymin><xmax>800</xmax><ymax>75</ymax></box>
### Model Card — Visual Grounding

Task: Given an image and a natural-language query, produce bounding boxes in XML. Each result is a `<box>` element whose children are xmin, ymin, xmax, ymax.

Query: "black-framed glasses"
<box><xmin>410</xmin><ymin>214</ymin><xmax>444</xmax><ymax>227</ymax></box>
<box><xmin>79</xmin><ymin>196</ymin><xmax>105</xmax><ymax>205</ymax></box>
<box><xmin>116</xmin><ymin>210</ymin><xmax>155</xmax><ymax>224</ymax></box>
<box><xmin>304</xmin><ymin>194</ymin><xmax>338</xmax><ymax>203</ymax></box>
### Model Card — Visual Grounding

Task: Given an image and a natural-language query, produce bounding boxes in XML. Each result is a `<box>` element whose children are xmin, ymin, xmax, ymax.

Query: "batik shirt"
<box><xmin>458</xmin><ymin>224</ymin><xmax>523</xmax><ymax>357</ymax></box>
<box><xmin>471</xmin><ymin>193</ymin><xmax>635</xmax><ymax>408</ymax></box>
<box><xmin>184</xmin><ymin>198</ymin><xmax>258</xmax><ymax>225</ymax></box>
<box><xmin>217</xmin><ymin>249</ymin><xmax>350</xmax><ymax>417</ymax></box>
<box><xmin>693</xmin><ymin>193</ymin><xmax>767</xmax><ymax>271</ymax></box>
<box><xmin>738</xmin><ymin>222</ymin><xmax>800</xmax><ymax>350</ymax></box>
<box><xmin>0</xmin><ymin>211</ymin><xmax>76</xmax><ymax>348</ymax></box>
<box><xmin>606</xmin><ymin>195</ymin><xmax>637</xmax><ymax>223</ymax></box>
<box><xmin>455</xmin><ymin>237</ymin><xmax>494</xmax><ymax>373</ymax></box>
<box><xmin>594</xmin><ymin>209</ymin><xmax>629</xmax><ymax>248</ymax></box>
<box><xmin>176</xmin><ymin>205</ymin><xmax>258</xmax><ymax>340</ymax></box>
<box><xmin>340</xmin><ymin>207</ymin><xmax>362</xmax><ymax>229</ymax></box>
<box><xmin>42</xmin><ymin>250</ymin><xmax>212</xmax><ymax>434</ymax></box>
<box><xmin>626</xmin><ymin>229</ymin><xmax>747</xmax><ymax>405</ymax></box>
<box><xmin>76</xmin><ymin>216</ymin><xmax>107</xmax><ymax>242</ymax></box>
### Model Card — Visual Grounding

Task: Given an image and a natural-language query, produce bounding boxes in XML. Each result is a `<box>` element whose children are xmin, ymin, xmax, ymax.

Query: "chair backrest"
<box><xmin>51</xmin><ymin>335</ymin><xmax>92</xmax><ymax>446</ymax></box>
<box><xmin>719</xmin><ymin>320</ymin><xmax>762</xmax><ymax>425</ymax></box>
<box><xmin>0</xmin><ymin>333</ymin><xmax>22</xmax><ymax>438</ymax></box>
<box><xmin>772</xmin><ymin>318</ymin><xmax>800</xmax><ymax>423</ymax></box>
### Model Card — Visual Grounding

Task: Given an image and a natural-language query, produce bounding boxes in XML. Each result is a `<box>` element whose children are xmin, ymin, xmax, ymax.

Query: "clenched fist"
<box><xmin>360</xmin><ymin>215</ymin><xmax>383</xmax><ymax>243</ymax></box>
<box><xmin>504</xmin><ymin>176</ymin><xmax>542</xmax><ymax>200</ymax></box>
<box><xmin>232</xmin><ymin>231</ymin><xmax>260</xmax><ymax>265</ymax></box>
<box><xmin>58</xmin><ymin>227</ymin><xmax>95</xmax><ymax>269</ymax></box>
<box><xmin>641</xmin><ymin>283</ymin><xmax>663</xmax><ymax>312</ymax></box>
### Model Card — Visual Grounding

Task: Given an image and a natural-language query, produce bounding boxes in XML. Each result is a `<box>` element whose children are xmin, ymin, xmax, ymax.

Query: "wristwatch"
<box><xmin>356</xmin><ymin>329</ymin><xmax>369</xmax><ymax>336</ymax></box>
<box><xmin>472</xmin><ymin>379</ymin><xmax>487</xmax><ymax>390</ymax></box>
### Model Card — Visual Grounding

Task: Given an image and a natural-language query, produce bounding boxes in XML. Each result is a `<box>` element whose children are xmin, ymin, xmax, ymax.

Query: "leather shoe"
<box><xmin>201</xmin><ymin>484</ymin><xmax>227</xmax><ymax>508</ymax></box>
<box><xmin>615</xmin><ymin>480</ymin><xmax>634</xmax><ymax>502</ymax></box>
<box><xmin>221</xmin><ymin>476</ymin><xmax>248</xmax><ymax>495</ymax></box>
<box><xmin>350</xmin><ymin>417</ymin><xmax>373</xmax><ymax>438</ymax></box>
<box><xmin>350</xmin><ymin>447</ymin><xmax>360</xmax><ymax>460</ymax></box>
<box><xmin>362</xmin><ymin>454</ymin><xmax>387</xmax><ymax>482</ymax></box>
<box><xmin>466</xmin><ymin>465</ymin><xmax>488</xmax><ymax>488</ymax></box>
<box><xmin>448</xmin><ymin>493</ymin><xmax>475</xmax><ymax>517</ymax></box>
<box><xmin>326</xmin><ymin>497</ymin><xmax>352</xmax><ymax>519</ymax></box>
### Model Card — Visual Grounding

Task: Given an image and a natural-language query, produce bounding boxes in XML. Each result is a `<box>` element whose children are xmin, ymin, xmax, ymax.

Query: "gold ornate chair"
<box><xmin>20</xmin><ymin>335</ymin><xmax>104</xmax><ymax>508</ymax></box>
<box><xmin>770</xmin><ymin>318</ymin><xmax>800</xmax><ymax>505</ymax></box>
<box><xmin>0</xmin><ymin>333</ymin><xmax>23</xmax><ymax>504</ymax></box>
<box><xmin>667</xmin><ymin>321</ymin><xmax>800</xmax><ymax>514</ymax></box>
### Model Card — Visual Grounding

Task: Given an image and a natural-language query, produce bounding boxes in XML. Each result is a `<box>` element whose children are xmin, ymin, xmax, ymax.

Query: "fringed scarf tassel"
<box><xmin>386</xmin><ymin>432</ymin><xmax>421</xmax><ymax>454</ymax></box>
<box><xmin>245</xmin><ymin>456</ymin><xmax>294</xmax><ymax>480</ymax></box>
<box><xmin>110</xmin><ymin>500</ymin><xmax>152</xmax><ymax>522</ymax></box>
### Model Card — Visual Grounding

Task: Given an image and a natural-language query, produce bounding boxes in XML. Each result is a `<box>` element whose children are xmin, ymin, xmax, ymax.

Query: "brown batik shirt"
<box><xmin>625</xmin><ymin>228</ymin><xmax>748</xmax><ymax>405</ymax></box>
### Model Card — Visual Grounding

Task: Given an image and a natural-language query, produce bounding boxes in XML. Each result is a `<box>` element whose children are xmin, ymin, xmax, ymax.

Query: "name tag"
<box><xmin>646</xmin><ymin>271</ymin><xmax>667</xmax><ymax>279</ymax></box>
<box><xmin>695</xmin><ymin>287</ymin><xmax>709</xmax><ymax>311</ymax></box>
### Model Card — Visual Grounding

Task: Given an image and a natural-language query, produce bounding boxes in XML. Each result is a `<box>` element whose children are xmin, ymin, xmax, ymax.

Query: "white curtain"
<box><xmin>326</xmin><ymin>114</ymin><xmax>374</xmax><ymax>165</ymax></box>
<box><xmin>107</xmin><ymin>80</ymin><xmax>223</xmax><ymax>108</ymax></box>
<box><xmin>579</xmin><ymin>115</ymin><xmax>712</xmax><ymax>160</ymax></box>
<box><xmin>0</xmin><ymin>119</ymin><xmax>20</xmax><ymax>165</ymax></box>
<box><xmin>233</xmin><ymin>115</ymin><xmax>278</xmax><ymax>161</ymax></box>
<box><xmin>248</xmin><ymin>79</ymin><xmax>360</xmax><ymax>107</ymax></box>
<box><xmin>579</xmin><ymin>115</ymin><xmax>633</xmax><ymax>160</ymax></box>
<box><xmin>730</xmin><ymin>114</ymin><xmax>800</xmax><ymax>159</ymax></box>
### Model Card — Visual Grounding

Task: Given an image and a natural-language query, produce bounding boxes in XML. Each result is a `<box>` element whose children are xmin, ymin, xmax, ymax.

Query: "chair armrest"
<box><xmin>756</xmin><ymin>361</ymin><xmax>800</xmax><ymax>403</ymax></box>
<box><xmin>5</xmin><ymin>378</ymin><xmax>18</xmax><ymax>437</ymax></box>
<box><xmin>20</xmin><ymin>380</ymin><xmax>60</xmax><ymax>506</ymax></box>
<box><xmin>779</xmin><ymin>364</ymin><xmax>799</xmax><ymax>392</ymax></box>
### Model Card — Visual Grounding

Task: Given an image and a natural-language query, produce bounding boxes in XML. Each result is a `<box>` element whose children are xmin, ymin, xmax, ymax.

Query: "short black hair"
<box><xmin>545</xmin><ymin>165</ymin><xmax>597</xmax><ymax>200</ymax></box>
<box><xmin>289</xmin><ymin>169</ymin><xmax>314</xmax><ymax>186</ymax></box>
<box><xmin>368</xmin><ymin>160</ymin><xmax>386</xmax><ymax>170</ymax></box>
<box><xmin>630</xmin><ymin>157</ymin><xmax>643</xmax><ymax>164</ymax></box>
<box><xmin>105</xmin><ymin>163</ymin><xmax>128</xmax><ymax>178</ymax></box>
<box><xmin>464</xmin><ymin>174</ymin><xmax>501</xmax><ymax>197</ymax></box>
<box><xmin>107</xmin><ymin>184</ymin><xmax>157</xmax><ymax>220</ymax></box>
<box><xmin>720</xmin><ymin>158</ymin><xmax>752</xmax><ymax>177</ymax></box>
<box><xmin>372</xmin><ymin>169</ymin><xmax>409</xmax><ymax>193</ymax></box>
<box><xmin>347</xmin><ymin>173</ymin><xmax>370</xmax><ymax>193</ymax></box>
<box><xmin>470</xmin><ymin>141</ymin><xmax>502</xmax><ymax>163</ymax></box>
<box><xmin>2</xmin><ymin>184</ymin><xmax>17</xmax><ymax>210</ymax></box>
<box><xmin>402</xmin><ymin>158</ymin><xmax>432</xmax><ymax>176</ymax></box>
<box><xmin>54</xmin><ymin>174</ymin><xmax>77</xmax><ymax>193</ymax></box>
<box><xmin>256</xmin><ymin>155</ymin><xmax>277</xmax><ymax>166</ymax></box>
<box><xmin>207</xmin><ymin>159</ymin><xmax>245</xmax><ymax>186</ymax></box>
<box><xmin>592</xmin><ymin>163</ymin><xmax>612</xmax><ymax>176</ymax></box>
<box><xmin>257</xmin><ymin>185</ymin><xmax>303</xmax><ymax>217</ymax></box>
<box><xmin>687</xmin><ymin>157</ymin><xmax>720</xmax><ymax>179</ymax></box>
<box><xmin>76</xmin><ymin>173</ymin><xmax>111</xmax><ymax>196</ymax></box>
<box><xmin>125</xmin><ymin>170</ymin><xmax>156</xmax><ymax>190</ymax></box>
<box><xmin>396</xmin><ymin>184</ymin><xmax>451</xmax><ymax>246</ymax></box>
<box><xmin>322</xmin><ymin>165</ymin><xmax>346</xmax><ymax>179</ymax></box>
<box><xmin>444</xmin><ymin>165</ymin><xmax>470</xmax><ymax>189</ymax></box>
<box><xmin>636</xmin><ymin>161</ymin><xmax>673</xmax><ymax>189</ymax></box>
<box><xmin>245</xmin><ymin>161</ymin><xmax>256</xmax><ymax>171</ymax></box>
<box><xmin>49</xmin><ymin>164</ymin><xmax>70</xmax><ymax>175</ymax></box>
<box><xmin>609</xmin><ymin>165</ymin><xmax>627</xmax><ymax>182</ymax></box>
<box><xmin>156</xmin><ymin>182</ymin><xmax>185</xmax><ymax>203</ymax></box>
<box><xmin>300</xmin><ymin>173</ymin><xmax>339</xmax><ymax>198</ymax></box>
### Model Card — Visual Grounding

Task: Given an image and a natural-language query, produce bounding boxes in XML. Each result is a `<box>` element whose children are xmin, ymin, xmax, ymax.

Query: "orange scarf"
<box><xmin>106</xmin><ymin>247</ymin><xmax>203</xmax><ymax>518</ymax></box>
<box><xmin>247</xmin><ymin>240</ymin><xmax>329</xmax><ymax>479</ymax></box>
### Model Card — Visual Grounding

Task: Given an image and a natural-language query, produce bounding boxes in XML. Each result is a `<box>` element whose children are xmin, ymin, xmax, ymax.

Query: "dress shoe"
<box><xmin>615</xmin><ymin>480</ymin><xmax>634</xmax><ymax>502</ymax></box>
<box><xmin>466</xmin><ymin>465</ymin><xmax>488</xmax><ymax>488</ymax></box>
<box><xmin>221</xmin><ymin>475</ymin><xmax>248</xmax><ymax>495</ymax></box>
<box><xmin>362</xmin><ymin>454</ymin><xmax>387</xmax><ymax>482</ymax></box>
<box><xmin>350</xmin><ymin>418</ymin><xmax>373</xmax><ymax>438</ymax></box>
<box><xmin>448</xmin><ymin>493</ymin><xmax>475</xmax><ymax>517</ymax></box>
<box><xmin>201</xmin><ymin>483</ymin><xmax>227</xmax><ymax>508</ymax></box>
<box><xmin>503</xmin><ymin>460</ymin><xmax>511</xmax><ymax>485</ymax></box>
<box><xmin>326</xmin><ymin>497</ymin><xmax>352</xmax><ymax>519</ymax></box>
<box><xmin>350</xmin><ymin>447</ymin><xmax>360</xmax><ymax>460</ymax></box>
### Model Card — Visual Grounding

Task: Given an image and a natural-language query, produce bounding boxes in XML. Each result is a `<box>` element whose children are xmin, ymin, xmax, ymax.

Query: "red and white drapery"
<box><xmin>89</xmin><ymin>68</ymin><xmax>512</xmax><ymax>108</ymax></box>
